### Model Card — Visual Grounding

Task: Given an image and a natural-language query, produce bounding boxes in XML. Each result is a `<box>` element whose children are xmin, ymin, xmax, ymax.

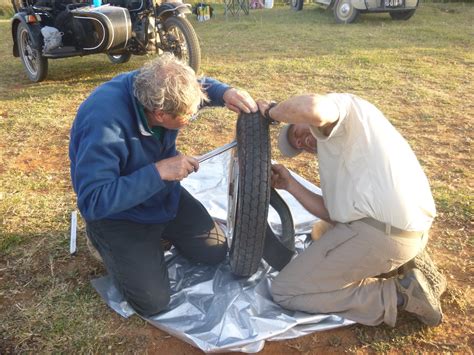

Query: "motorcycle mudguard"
<box><xmin>155</xmin><ymin>2</ymin><xmax>192</xmax><ymax>18</ymax></box>
<box><xmin>71</xmin><ymin>5</ymin><xmax>132</xmax><ymax>53</ymax></box>
<box><xmin>11</xmin><ymin>15</ymin><xmax>43</xmax><ymax>57</ymax></box>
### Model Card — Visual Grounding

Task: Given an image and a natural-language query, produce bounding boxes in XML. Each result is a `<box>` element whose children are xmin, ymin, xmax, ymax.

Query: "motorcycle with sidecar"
<box><xmin>11</xmin><ymin>0</ymin><xmax>201</xmax><ymax>82</ymax></box>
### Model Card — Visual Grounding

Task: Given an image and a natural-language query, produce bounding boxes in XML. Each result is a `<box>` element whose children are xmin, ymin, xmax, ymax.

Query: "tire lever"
<box><xmin>197</xmin><ymin>140</ymin><xmax>237</xmax><ymax>163</ymax></box>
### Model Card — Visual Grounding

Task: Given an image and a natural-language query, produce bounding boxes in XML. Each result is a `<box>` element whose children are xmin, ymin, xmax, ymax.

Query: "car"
<box><xmin>290</xmin><ymin>0</ymin><xmax>419</xmax><ymax>24</ymax></box>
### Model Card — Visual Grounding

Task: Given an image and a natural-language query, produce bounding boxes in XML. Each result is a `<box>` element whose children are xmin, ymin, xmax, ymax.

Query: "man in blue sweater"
<box><xmin>69</xmin><ymin>54</ymin><xmax>257</xmax><ymax>317</ymax></box>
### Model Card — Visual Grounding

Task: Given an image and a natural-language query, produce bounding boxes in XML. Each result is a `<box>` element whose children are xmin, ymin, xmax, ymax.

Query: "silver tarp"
<box><xmin>92</xmin><ymin>151</ymin><xmax>353</xmax><ymax>353</ymax></box>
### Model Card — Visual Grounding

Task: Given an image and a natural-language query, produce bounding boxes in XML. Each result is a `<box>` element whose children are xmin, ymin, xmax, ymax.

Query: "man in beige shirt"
<box><xmin>258</xmin><ymin>94</ymin><xmax>446</xmax><ymax>327</ymax></box>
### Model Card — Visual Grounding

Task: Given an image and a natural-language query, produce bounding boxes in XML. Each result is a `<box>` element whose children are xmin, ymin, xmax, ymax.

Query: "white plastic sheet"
<box><xmin>92</xmin><ymin>150</ymin><xmax>353</xmax><ymax>353</ymax></box>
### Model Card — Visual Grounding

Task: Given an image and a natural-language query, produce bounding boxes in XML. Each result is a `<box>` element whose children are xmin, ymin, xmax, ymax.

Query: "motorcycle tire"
<box><xmin>107</xmin><ymin>53</ymin><xmax>132</xmax><ymax>64</ymax></box>
<box><xmin>17</xmin><ymin>22</ymin><xmax>48</xmax><ymax>82</ymax></box>
<box><xmin>228</xmin><ymin>112</ymin><xmax>271</xmax><ymax>277</ymax></box>
<box><xmin>163</xmin><ymin>16</ymin><xmax>201</xmax><ymax>74</ymax></box>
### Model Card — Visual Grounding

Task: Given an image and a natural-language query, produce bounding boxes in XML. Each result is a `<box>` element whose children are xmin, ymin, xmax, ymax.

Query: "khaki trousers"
<box><xmin>270</xmin><ymin>220</ymin><xmax>428</xmax><ymax>327</ymax></box>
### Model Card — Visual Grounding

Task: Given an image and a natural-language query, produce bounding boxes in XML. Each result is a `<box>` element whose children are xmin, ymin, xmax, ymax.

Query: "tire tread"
<box><xmin>229</xmin><ymin>112</ymin><xmax>271</xmax><ymax>277</ymax></box>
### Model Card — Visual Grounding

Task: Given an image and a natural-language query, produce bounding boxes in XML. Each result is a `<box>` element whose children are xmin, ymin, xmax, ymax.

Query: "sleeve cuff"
<box><xmin>199</xmin><ymin>77</ymin><xmax>230</xmax><ymax>107</ymax></box>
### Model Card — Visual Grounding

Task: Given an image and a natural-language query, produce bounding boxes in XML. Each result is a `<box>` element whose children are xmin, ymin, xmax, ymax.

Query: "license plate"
<box><xmin>384</xmin><ymin>0</ymin><xmax>404</xmax><ymax>7</ymax></box>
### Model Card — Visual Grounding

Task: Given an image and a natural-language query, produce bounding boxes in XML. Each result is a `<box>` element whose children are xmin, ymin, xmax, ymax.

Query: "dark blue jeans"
<box><xmin>86</xmin><ymin>188</ymin><xmax>227</xmax><ymax>317</ymax></box>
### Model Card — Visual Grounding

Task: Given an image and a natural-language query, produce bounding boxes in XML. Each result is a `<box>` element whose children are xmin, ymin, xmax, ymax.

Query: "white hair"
<box><xmin>133</xmin><ymin>54</ymin><xmax>207</xmax><ymax>115</ymax></box>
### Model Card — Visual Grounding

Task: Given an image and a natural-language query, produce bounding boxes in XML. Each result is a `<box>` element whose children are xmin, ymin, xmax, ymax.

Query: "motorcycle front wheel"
<box><xmin>163</xmin><ymin>16</ymin><xmax>201</xmax><ymax>74</ymax></box>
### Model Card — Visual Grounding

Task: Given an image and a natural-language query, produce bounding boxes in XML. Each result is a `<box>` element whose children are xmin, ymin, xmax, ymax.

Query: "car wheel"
<box><xmin>334</xmin><ymin>0</ymin><xmax>359</xmax><ymax>24</ymax></box>
<box><xmin>389</xmin><ymin>9</ymin><xmax>416</xmax><ymax>20</ymax></box>
<box><xmin>290</xmin><ymin>0</ymin><xmax>303</xmax><ymax>11</ymax></box>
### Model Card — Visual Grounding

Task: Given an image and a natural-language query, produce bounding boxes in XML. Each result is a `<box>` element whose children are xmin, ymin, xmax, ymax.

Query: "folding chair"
<box><xmin>224</xmin><ymin>0</ymin><xmax>249</xmax><ymax>16</ymax></box>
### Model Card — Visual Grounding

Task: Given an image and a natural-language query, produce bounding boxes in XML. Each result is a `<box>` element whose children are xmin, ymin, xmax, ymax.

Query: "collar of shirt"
<box><xmin>135</xmin><ymin>97</ymin><xmax>164</xmax><ymax>141</ymax></box>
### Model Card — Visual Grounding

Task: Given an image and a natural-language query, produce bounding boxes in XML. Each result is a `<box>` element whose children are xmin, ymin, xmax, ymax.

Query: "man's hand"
<box><xmin>256</xmin><ymin>99</ymin><xmax>272</xmax><ymax>117</ymax></box>
<box><xmin>155</xmin><ymin>154</ymin><xmax>199</xmax><ymax>181</ymax></box>
<box><xmin>257</xmin><ymin>99</ymin><xmax>279</xmax><ymax>124</ymax></box>
<box><xmin>271</xmin><ymin>164</ymin><xmax>294</xmax><ymax>190</ymax></box>
<box><xmin>223</xmin><ymin>88</ymin><xmax>258</xmax><ymax>114</ymax></box>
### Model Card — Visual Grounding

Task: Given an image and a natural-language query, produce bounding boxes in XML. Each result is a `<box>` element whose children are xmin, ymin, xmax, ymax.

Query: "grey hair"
<box><xmin>133</xmin><ymin>54</ymin><xmax>207</xmax><ymax>115</ymax></box>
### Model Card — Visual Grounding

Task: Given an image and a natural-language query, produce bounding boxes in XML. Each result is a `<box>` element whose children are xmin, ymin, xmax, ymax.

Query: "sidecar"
<box><xmin>11</xmin><ymin>0</ymin><xmax>132</xmax><ymax>81</ymax></box>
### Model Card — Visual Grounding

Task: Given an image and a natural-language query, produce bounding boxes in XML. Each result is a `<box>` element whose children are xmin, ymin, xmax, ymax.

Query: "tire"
<box><xmin>290</xmin><ymin>0</ymin><xmax>303</xmax><ymax>11</ymax></box>
<box><xmin>17</xmin><ymin>22</ymin><xmax>48</xmax><ymax>82</ymax></box>
<box><xmin>163</xmin><ymin>16</ymin><xmax>201</xmax><ymax>74</ymax></box>
<box><xmin>268</xmin><ymin>189</ymin><xmax>295</xmax><ymax>252</ymax></box>
<box><xmin>261</xmin><ymin>189</ymin><xmax>295</xmax><ymax>271</ymax></box>
<box><xmin>228</xmin><ymin>112</ymin><xmax>271</xmax><ymax>277</ymax></box>
<box><xmin>107</xmin><ymin>53</ymin><xmax>132</xmax><ymax>64</ymax></box>
<box><xmin>389</xmin><ymin>9</ymin><xmax>416</xmax><ymax>21</ymax></box>
<box><xmin>333</xmin><ymin>0</ymin><xmax>359</xmax><ymax>24</ymax></box>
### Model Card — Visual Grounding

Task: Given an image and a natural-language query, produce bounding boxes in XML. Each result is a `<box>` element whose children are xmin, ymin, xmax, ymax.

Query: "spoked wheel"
<box><xmin>389</xmin><ymin>9</ymin><xmax>416</xmax><ymax>20</ymax></box>
<box><xmin>163</xmin><ymin>16</ymin><xmax>201</xmax><ymax>73</ymax></box>
<box><xmin>333</xmin><ymin>0</ymin><xmax>359</xmax><ymax>24</ymax></box>
<box><xmin>17</xmin><ymin>22</ymin><xmax>48</xmax><ymax>82</ymax></box>
<box><xmin>228</xmin><ymin>112</ymin><xmax>271</xmax><ymax>277</ymax></box>
<box><xmin>290</xmin><ymin>0</ymin><xmax>303</xmax><ymax>11</ymax></box>
<box><xmin>107</xmin><ymin>53</ymin><xmax>132</xmax><ymax>64</ymax></box>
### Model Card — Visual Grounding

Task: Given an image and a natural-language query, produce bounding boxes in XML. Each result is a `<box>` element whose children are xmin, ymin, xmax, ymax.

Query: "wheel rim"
<box><xmin>340</xmin><ymin>3</ymin><xmax>351</xmax><ymax>16</ymax></box>
<box><xmin>166</xmin><ymin>26</ymin><xmax>190</xmax><ymax>63</ymax></box>
<box><xmin>336</xmin><ymin>0</ymin><xmax>353</xmax><ymax>20</ymax></box>
<box><xmin>19</xmin><ymin>28</ymin><xmax>39</xmax><ymax>76</ymax></box>
<box><xmin>111</xmin><ymin>55</ymin><xmax>122</xmax><ymax>59</ymax></box>
<box><xmin>226</xmin><ymin>149</ymin><xmax>239</xmax><ymax>241</ymax></box>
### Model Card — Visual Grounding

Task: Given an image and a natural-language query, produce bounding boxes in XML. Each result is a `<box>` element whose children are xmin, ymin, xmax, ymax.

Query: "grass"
<box><xmin>1</xmin><ymin>2</ymin><xmax>473</xmax><ymax>353</ymax></box>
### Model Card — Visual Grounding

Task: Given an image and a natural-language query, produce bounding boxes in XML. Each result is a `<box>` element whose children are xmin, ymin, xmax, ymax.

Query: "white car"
<box><xmin>290</xmin><ymin>0</ymin><xmax>419</xmax><ymax>24</ymax></box>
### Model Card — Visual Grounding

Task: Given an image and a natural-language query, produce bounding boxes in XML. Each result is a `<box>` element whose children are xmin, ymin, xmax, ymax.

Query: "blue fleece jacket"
<box><xmin>69</xmin><ymin>71</ymin><xmax>230</xmax><ymax>223</ymax></box>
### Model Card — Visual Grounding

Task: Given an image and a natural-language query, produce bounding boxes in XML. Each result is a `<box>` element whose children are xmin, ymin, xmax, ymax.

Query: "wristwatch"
<box><xmin>264</xmin><ymin>101</ymin><xmax>279</xmax><ymax>125</ymax></box>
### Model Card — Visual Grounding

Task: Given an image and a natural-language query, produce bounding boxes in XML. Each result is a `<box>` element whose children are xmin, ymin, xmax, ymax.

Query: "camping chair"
<box><xmin>224</xmin><ymin>0</ymin><xmax>249</xmax><ymax>16</ymax></box>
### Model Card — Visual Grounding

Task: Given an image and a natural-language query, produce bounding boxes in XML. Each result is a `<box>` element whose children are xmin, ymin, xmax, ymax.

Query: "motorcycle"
<box><xmin>11</xmin><ymin>0</ymin><xmax>201</xmax><ymax>82</ymax></box>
